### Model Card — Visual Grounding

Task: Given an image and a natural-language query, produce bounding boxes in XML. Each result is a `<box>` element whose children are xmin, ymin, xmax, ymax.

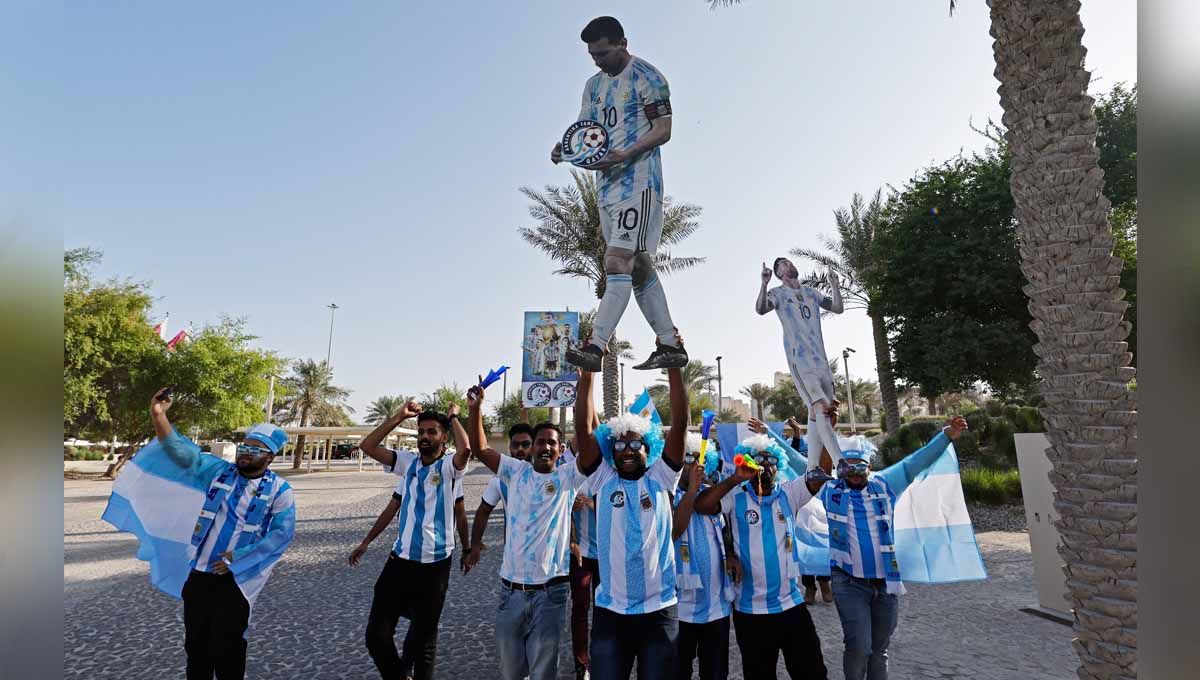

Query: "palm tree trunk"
<box><xmin>926</xmin><ymin>397</ymin><xmax>937</xmax><ymax>416</ymax></box>
<box><xmin>870</xmin><ymin>310</ymin><xmax>902</xmax><ymax>433</ymax></box>
<box><xmin>292</xmin><ymin>409</ymin><xmax>310</xmax><ymax>470</ymax></box>
<box><xmin>602</xmin><ymin>343</ymin><xmax>620</xmax><ymax>419</ymax></box>
<box><xmin>989</xmin><ymin>2</ymin><xmax>1137</xmax><ymax>677</ymax></box>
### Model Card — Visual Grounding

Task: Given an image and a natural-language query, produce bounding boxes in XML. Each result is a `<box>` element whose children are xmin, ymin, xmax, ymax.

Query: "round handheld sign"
<box><xmin>561</xmin><ymin>120</ymin><xmax>610</xmax><ymax>168</ymax></box>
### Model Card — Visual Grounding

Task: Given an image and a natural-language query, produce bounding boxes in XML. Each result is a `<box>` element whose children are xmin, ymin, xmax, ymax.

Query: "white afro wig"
<box><xmin>604</xmin><ymin>413</ymin><xmax>654</xmax><ymax>438</ymax></box>
<box><xmin>685</xmin><ymin>432</ymin><xmax>703</xmax><ymax>455</ymax></box>
<box><xmin>736</xmin><ymin>433</ymin><xmax>776</xmax><ymax>455</ymax></box>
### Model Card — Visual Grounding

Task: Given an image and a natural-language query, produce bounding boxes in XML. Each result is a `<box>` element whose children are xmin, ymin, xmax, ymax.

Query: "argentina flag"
<box><xmin>629</xmin><ymin>388</ymin><xmax>662</xmax><ymax>424</ymax></box>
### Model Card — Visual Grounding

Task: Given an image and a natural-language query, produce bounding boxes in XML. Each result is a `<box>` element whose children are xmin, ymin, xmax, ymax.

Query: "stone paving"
<box><xmin>65</xmin><ymin>464</ymin><xmax>1078</xmax><ymax>679</ymax></box>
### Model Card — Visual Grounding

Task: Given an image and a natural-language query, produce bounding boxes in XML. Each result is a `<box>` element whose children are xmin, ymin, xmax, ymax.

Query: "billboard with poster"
<box><xmin>521</xmin><ymin>311</ymin><xmax>579</xmax><ymax>407</ymax></box>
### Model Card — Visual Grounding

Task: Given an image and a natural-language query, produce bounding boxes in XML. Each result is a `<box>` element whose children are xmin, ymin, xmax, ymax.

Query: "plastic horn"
<box><xmin>697</xmin><ymin>410</ymin><xmax>716</xmax><ymax>466</ymax></box>
<box><xmin>479</xmin><ymin>366</ymin><xmax>510</xmax><ymax>389</ymax></box>
<box><xmin>733</xmin><ymin>454</ymin><xmax>761</xmax><ymax>471</ymax></box>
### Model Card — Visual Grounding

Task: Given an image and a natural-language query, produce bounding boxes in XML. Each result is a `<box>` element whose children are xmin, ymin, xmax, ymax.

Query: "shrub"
<box><xmin>878</xmin><ymin>433</ymin><xmax>903</xmax><ymax>466</ymax></box>
<box><xmin>990</xmin><ymin>417</ymin><xmax>1017</xmax><ymax>466</ymax></box>
<box><xmin>906</xmin><ymin>419</ymin><xmax>942</xmax><ymax>446</ymax></box>
<box><xmin>1015</xmin><ymin>406</ymin><xmax>1044</xmax><ymax>433</ymax></box>
<box><xmin>863</xmin><ymin>429</ymin><xmax>881</xmax><ymax>438</ymax></box>
<box><xmin>984</xmin><ymin>400</ymin><xmax>1005</xmax><ymax>417</ymax></box>
<box><xmin>1002</xmin><ymin>405</ymin><xmax>1021</xmax><ymax>424</ymax></box>
<box><xmin>961</xmin><ymin>467</ymin><xmax>1022</xmax><ymax>505</ymax></box>
<box><xmin>952</xmin><ymin>430</ymin><xmax>980</xmax><ymax>460</ymax></box>
<box><xmin>965</xmin><ymin>411</ymin><xmax>991</xmax><ymax>443</ymax></box>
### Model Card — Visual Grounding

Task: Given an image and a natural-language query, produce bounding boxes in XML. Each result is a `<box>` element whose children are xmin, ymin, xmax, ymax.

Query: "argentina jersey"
<box><xmin>573</xmin><ymin>479</ymin><xmax>598</xmax><ymax>560</ymax></box>
<box><xmin>674</xmin><ymin>488</ymin><xmax>732</xmax><ymax>624</ymax></box>
<box><xmin>483</xmin><ymin>476</ymin><xmax>506</xmax><ymax>507</ymax></box>
<box><xmin>494</xmin><ymin>455</ymin><xmax>588</xmax><ymax>584</ymax></box>
<box><xmin>386</xmin><ymin>449</ymin><xmax>466</xmax><ymax>563</ymax></box>
<box><xmin>818</xmin><ymin>477</ymin><xmax>896</xmax><ymax>580</ymax></box>
<box><xmin>578</xmin><ymin>56</ymin><xmax>670</xmax><ymax>205</ymax></box>
<box><xmin>589</xmin><ymin>458</ymin><xmax>682</xmax><ymax>615</ymax></box>
<box><xmin>768</xmin><ymin>285</ymin><xmax>833</xmax><ymax>375</ymax></box>
<box><xmin>721</xmin><ymin>479</ymin><xmax>815</xmax><ymax>614</ymax></box>
<box><xmin>194</xmin><ymin>474</ymin><xmax>294</xmax><ymax>575</ymax></box>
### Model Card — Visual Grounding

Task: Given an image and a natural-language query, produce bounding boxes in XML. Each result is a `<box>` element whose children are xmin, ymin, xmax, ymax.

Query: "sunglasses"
<box><xmin>236</xmin><ymin>443</ymin><xmax>273</xmax><ymax>457</ymax></box>
<box><xmin>612</xmin><ymin>440</ymin><xmax>645</xmax><ymax>453</ymax></box>
<box><xmin>841</xmin><ymin>461</ymin><xmax>870</xmax><ymax>476</ymax></box>
<box><xmin>510</xmin><ymin>440</ymin><xmax>533</xmax><ymax>449</ymax></box>
<box><xmin>752</xmin><ymin>453</ymin><xmax>779</xmax><ymax>466</ymax></box>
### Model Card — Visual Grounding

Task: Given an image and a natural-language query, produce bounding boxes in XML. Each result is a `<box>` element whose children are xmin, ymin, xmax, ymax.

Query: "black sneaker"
<box><xmin>632</xmin><ymin>343</ymin><xmax>689</xmax><ymax>370</ymax></box>
<box><xmin>566</xmin><ymin>344</ymin><xmax>605</xmax><ymax>372</ymax></box>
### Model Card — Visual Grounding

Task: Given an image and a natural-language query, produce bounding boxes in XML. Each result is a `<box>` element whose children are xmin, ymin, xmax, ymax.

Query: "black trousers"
<box><xmin>365</xmin><ymin>553</ymin><xmax>452</xmax><ymax>680</ymax></box>
<box><xmin>801</xmin><ymin>575</ymin><xmax>831</xmax><ymax>587</ymax></box>
<box><xmin>675</xmin><ymin>616</ymin><xmax>730</xmax><ymax>680</ymax></box>
<box><xmin>182</xmin><ymin>570</ymin><xmax>251</xmax><ymax>680</ymax></box>
<box><xmin>732</xmin><ymin>605</ymin><xmax>828</xmax><ymax>680</ymax></box>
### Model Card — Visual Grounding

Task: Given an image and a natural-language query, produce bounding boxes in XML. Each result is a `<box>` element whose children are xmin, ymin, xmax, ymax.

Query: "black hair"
<box><xmin>581</xmin><ymin>16</ymin><xmax>624</xmax><ymax>44</ymax></box>
<box><xmin>531</xmin><ymin>422</ymin><xmax>563</xmax><ymax>442</ymax></box>
<box><xmin>508</xmin><ymin>423</ymin><xmax>534</xmax><ymax>440</ymax></box>
<box><xmin>416</xmin><ymin>411</ymin><xmax>451</xmax><ymax>431</ymax></box>
<box><xmin>773</xmin><ymin>257</ymin><xmax>790</xmax><ymax>275</ymax></box>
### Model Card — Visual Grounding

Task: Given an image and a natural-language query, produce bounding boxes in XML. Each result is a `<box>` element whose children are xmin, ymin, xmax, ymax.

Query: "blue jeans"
<box><xmin>830</xmin><ymin>567</ymin><xmax>899</xmax><ymax>680</ymax></box>
<box><xmin>590</xmin><ymin>604</ymin><xmax>679</xmax><ymax>680</ymax></box>
<box><xmin>495</xmin><ymin>580</ymin><xmax>570</xmax><ymax>680</ymax></box>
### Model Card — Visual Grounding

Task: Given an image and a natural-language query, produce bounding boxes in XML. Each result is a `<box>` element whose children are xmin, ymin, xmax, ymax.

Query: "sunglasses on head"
<box><xmin>236</xmin><ymin>443</ymin><xmax>273</xmax><ymax>457</ymax></box>
<box><xmin>612</xmin><ymin>439</ymin><xmax>645</xmax><ymax>453</ymax></box>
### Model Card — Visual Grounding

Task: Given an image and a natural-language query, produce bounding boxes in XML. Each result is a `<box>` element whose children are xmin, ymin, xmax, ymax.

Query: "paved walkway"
<box><xmin>65</xmin><ymin>466</ymin><xmax>1078</xmax><ymax>679</ymax></box>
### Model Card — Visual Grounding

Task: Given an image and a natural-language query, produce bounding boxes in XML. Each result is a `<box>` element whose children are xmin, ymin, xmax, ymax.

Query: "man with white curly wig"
<box><xmin>694</xmin><ymin>432</ymin><xmax>830</xmax><ymax>680</ymax></box>
<box><xmin>571</xmin><ymin>365</ymin><xmax>688</xmax><ymax>680</ymax></box>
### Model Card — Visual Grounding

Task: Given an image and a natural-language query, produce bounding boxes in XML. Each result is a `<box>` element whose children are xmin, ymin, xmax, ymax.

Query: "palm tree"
<box><xmin>365</xmin><ymin>395</ymin><xmax>414</xmax><ymax>426</ymax></box>
<box><xmin>790</xmin><ymin>189</ymin><xmax>901</xmax><ymax>434</ymax></box>
<box><xmin>519</xmin><ymin>170</ymin><xmax>705</xmax><ymax>418</ymax></box>
<box><xmin>656</xmin><ymin>360</ymin><xmax>718</xmax><ymax>395</ymax></box>
<box><xmin>740</xmin><ymin>383</ymin><xmax>773</xmax><ymax>421</ymax></box>
<box><xmin>578</xmin><ymin>309</ymin><xmax>634</xmax><ymax>417</ymax></box>
<box><xmin>274</xmin><ymin>359</ymin><xmax>353</xmax><ymax>470</ymax></box>
<box><xmin>710</xmin><ymin>2</ymin><xmax>1138</xmax><ymax>675</ymax></box>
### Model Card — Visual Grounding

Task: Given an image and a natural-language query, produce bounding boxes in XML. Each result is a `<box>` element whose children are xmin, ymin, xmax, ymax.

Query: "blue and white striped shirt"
<box><xmin>589</xmin><ymin>457</ymin><xmax>682</xmax><ymax>615</ymax></box>
<box><xmin>495</xmin><ymin>455</ymin><xmax>588</xmax><ymax>584</ymax></box>
<box><xmin>578</xmin><ymin>56</ymin><xmax>670</xmax><ymax>205</ymax></box>
<box><xmin>721</xmin><ymin>478</ymin><xmax>814</xmax><ymax>614</ymax></box>
<box><xmin>386</xmin><ymin>449</ymin><xmax>466</xmax><ymax>563</ymax></box>
<box><xmin>767</xmin><ymin>285</ymin><xmax>833</xmax><ymax>375</ymax></box>
<box><xmin>194</xmin><ymin>474</ymin><xmax>295</xmax><ymax>574</ymax></box>
<box><xmin>674</xmin><ymin>487</ymin><xmax>732</xmax><ymax>624</ymax></box>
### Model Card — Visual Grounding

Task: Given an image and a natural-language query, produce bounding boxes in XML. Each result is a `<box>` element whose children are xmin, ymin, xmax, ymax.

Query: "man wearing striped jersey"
<box><xmin>462</xmin><ymin>422</ymin><xmax>534</xmax><ymax>572</ymax></box>
<box><xmin>694</xmin><ymin>434</ymin><xmax>829</xmax><ymax>680</ymax></box>
<box><xmin>146</xmin><ymin>388</ymin><xmax>296</xmax><ymax>680</ymax></box>
<box><xmin>570</xmin><ymin>365</ymin><xmax>689</xmax><ymax>680</ymax></box>
<box><xmin>670</xmin><ymin>434</ymin><xmax>741</xmax><ymax>680</ymax></box>
<box><xmin>807</xmin><ymin>417</ymin><xmax>968</xmax><ymax>680</ymax></box>
<box><xmin>757</xmin><ymin>257</ymin><xmax>846</xmax><ymax>473</ymax></box>
<box><xmin>349</xmin><ymin>480</ymin><xmax>465</xmax><ymax>569</ymax></box>
<box><xmin>561</xmin><ymin>413</ymin><xmax>602</xmax><ymax>680</ymax></box>
<box><xmin>551</xmin><ymin>15</ymin><xmax>688</xmax><ymax>374</ymax></box>
<box><xmin>465</xmin><ymin>386</ymin><xmax>591</xmax><ymax>680</ymax></box>
<box><xmin>359</xmin><ymin>400</ymin><xmax>472</xmax><ymax>680</ymax></box>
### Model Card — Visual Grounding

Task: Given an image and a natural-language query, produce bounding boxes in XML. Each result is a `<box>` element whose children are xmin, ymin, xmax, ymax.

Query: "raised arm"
<box><xmin>756</xmin><ymin>263</ymin><xmax>775</xmax><ymax>315</ymax></box>
<box><xmin>148</xmin><ymin>388</ymin><xmax>201</xmax><ymax>469</ymax></box>
<box><xmin>820</xmin><ymin>269</ymin><xmax>844</xmax><ymax>314</ymax></box>
<box><xmin>662</xmin><ymin>366</ymin><xmax>689</xmax><ymax>468</ymax></box>
<box><xmin>877</xmin><ymin>416</ymin><xmax>967</xmax><ymax>496</ymax></box>
<box><xmin>672</xmin><ymin>465</ymin><xmax>702</xmax><ymax>540</ymax></box>
<box><xmin>466</xmin><ymin>386</ymin><xmax>502</xmax><ymax>473</ymax></box>
<box><xmin>360</xmin><ymin>399</ymin><xmax>421</xmax><ymax>466</ymax></box>
<box><xmin>447</xmin><ymin>403</ymin><xmax>471</xmax><ymax>471</ymax></box>
<box><xmin>573</xmin><ymin>369</ymin><xmax>600</xmax><ymax>473</ymax></box>
<box><xmin>695</xmin><ymin>464</ymin><xmax>756</xmax><ymax>515</ymax></box>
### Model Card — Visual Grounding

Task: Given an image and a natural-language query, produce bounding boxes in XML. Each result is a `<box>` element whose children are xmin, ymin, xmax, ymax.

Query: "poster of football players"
<box><xmin>521</xmin><ymin>310</ymin><xmax>579</xmax><ymax>407</ymax></box>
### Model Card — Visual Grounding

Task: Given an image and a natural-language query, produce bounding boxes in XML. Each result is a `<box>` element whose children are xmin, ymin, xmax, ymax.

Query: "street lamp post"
<box><xmin>265</xmin><ymin>374</ymin><xmax>279</xmax><ymax>423</ymax></box>
<box><xmin>620</xmin><ymin>362</ymin><xmax>626</xmax><ymax>409</ymax></box>
<box><xmin>716</xmin><ymin>356</ymin><xmax>724</xmax><ymax>413</ymax></box>
<box><xmin>842</xmin><ymin>347</ymin><xmax>857</xmax><ymax>432</ymax></box>
<box><xmin>325</xmin><ymin>303</ymin><xmax>339</xmax><ymax>368</ymax></box>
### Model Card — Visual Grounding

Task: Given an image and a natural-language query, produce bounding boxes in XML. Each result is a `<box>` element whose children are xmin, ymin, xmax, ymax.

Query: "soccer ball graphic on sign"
<box><xmin>581</xmin><ymin>126</ymin><xmax>606</xmax><ymax>149</ymax></box>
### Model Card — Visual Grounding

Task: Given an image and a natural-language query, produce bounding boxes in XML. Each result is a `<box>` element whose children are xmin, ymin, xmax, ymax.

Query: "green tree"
<box><xmin>739</xmin><ymin>383</ymin><xmax>773</xmax><ymax>421</ymax></box>
<box><xmin>493</xmin><ymin>392</ymin><xmax>551</xmax><ymax>436</ymax></box>
<box><xmin>792</xmin><ymin>189</ymin><xmax>902</xmax><ymax>432</ymax></box>
<box><xmin>366</xmin><ymin>395</ymin><xmax>415</xmax><ymax>426</ymax></box>
<box><xmin>1094</xmin><ymin>83</ymin><xmax>1137</xmax><ymax>363</ymax></box>
<box><xmin>518</xmin><ymin>170</ymin><xmax>705</xmax><ymax>418</ymax></box>
<box><xmin>872</xmin><ymin>146</ymin><xmax>1036</xmax><ymax>402</ymax></box>
<box><xmin>274</xmin><ymin>360</ymin><xmax>353</xmax><ymax>470</ymax></box>
<box><xmin>764</xmin><ymin>379</ymin><xmax>808</xmax><ymax>424</ymax></box>
<box><xmin>651</xmin><ymin>360</ymin><xmax>720</xmax><ymax>425</ymax></box>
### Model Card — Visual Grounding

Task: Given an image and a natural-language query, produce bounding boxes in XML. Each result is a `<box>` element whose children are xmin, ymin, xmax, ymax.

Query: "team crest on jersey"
<box><xmin>640</xmin><ymin>492</ymin><xmax>653</xmax><ymax>511</ymax></box>
<box><xmin>679</xmin><ymin>542</ymin><xmax>690</xmax><ymax>562</ymax></box>
<box><xmin>430</xmin><ymin>473</ymin><xmax>441</xmax><ymax>486</ymax></box>
<box><xmin>545</xmin><ymin>481</ymin><xmax>557</xmax><ymax>495</ymax></box>
<box><xmin>745</xmin><ymin>509</ymin><xmax>760</xmax><ymax>525</ymax></box>
<box><xmin>831</xmin><ymin>493</ymin><xmax>842</xmax><ymax>505</ymax></box>
<box><xmin>610</xmin><ymin>490</ymin><xmax>626</xmax><ymax>508</ymax></box>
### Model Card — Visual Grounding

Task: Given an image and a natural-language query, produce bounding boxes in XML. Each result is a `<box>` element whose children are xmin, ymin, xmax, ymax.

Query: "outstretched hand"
<box><xmin>945</xmin><ymin>415</ymin><xmax>969</xmax><ymax>440</ymax></box>
<box><xmin>466</xmin><ymin>384</ymin><xmax>484</xmax><ymax>409</ymax></box>
<box><xmin>747</xmin><ymin>417</ymin><xmax>768</xmax><ymax>435</ymax></box>
<box><xmin>150</xmin><ymin>387</ymin><xmax>173</xmax><ymax>415</ymax></box>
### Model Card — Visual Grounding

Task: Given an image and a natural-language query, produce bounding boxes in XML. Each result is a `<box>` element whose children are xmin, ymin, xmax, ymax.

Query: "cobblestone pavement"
<box><xmin>65</xmin><ymin>465</ymin><xmax>1077</xmax><ymax>679</ymax></box>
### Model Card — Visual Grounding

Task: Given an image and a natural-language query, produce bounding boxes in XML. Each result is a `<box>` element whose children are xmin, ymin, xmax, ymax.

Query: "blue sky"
<box><xmin>9</xmin><ymin>1</ymin><xmax>1135</xmax><ymax>419</ymax></box>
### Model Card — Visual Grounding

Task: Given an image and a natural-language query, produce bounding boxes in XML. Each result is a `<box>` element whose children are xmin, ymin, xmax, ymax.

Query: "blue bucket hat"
<box><xmin>244</xmin><ymin>423</ymin><xmax>288</xmax><ymax>455</ymax></box>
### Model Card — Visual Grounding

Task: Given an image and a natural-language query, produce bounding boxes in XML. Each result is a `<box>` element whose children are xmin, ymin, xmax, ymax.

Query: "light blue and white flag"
<box><xmin>711</xmin><ymin>422</ymin><xmax>985</xmax><ymax>586</ymax></box>
<box><xmin>629</xmin><ymin>388</ymin><xmax>662</xmax><ymax>424</ymax></box>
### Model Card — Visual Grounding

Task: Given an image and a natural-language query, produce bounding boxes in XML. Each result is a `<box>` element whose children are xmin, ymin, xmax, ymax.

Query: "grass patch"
<box><xmin>961</xmin><ymin>467</ymin><xmax>1022</xmax><ymax>505</ymax></box>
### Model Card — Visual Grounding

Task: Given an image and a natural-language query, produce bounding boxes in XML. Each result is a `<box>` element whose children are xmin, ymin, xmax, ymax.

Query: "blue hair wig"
<box><xmin>594</xmin><ymin>419</ymin><xmax>666</xmax><ymax>469</ymax></box>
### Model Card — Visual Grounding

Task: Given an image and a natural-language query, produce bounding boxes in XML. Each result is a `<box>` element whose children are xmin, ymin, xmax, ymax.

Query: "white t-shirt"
<box><xmin>495</xmin><ymin>454</ymin><xmax>588</xmax><ymax>584</ymax></box>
